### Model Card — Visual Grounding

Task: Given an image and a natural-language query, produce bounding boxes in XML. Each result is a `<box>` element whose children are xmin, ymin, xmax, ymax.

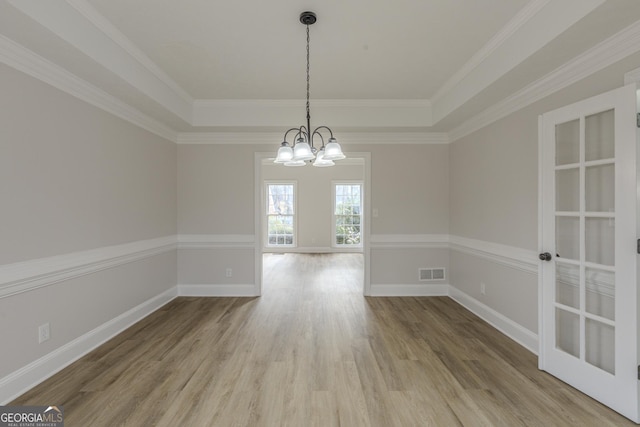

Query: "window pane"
<box><xmin>585</xmin><ymin>163</ymin><xmax>614</xmax><ymax>212</ymax></box>
<box><xmin>556</xmin><ymin>119</ymin><xmax>580</xmax><ymax>166</ymax></box>
<box><xmin>556</xmin><ymin>168</ymin><xmax>579</xmax><ymax>212</ymax></box>
<box><xmin>267</xmin><ymin>184</ymin><xmax>295</xmax><ymax>246</ymax></box>
<box><xmin>556</xmin><ymin>216</ymin><xmax>579</xmax><ymax>261</ymax></box>
<box><xmin>267</xmin><ymin>184</ymin><xmax>294</xmax><ymax>215</ymax></box>
<box><xmin>586</xmin><ymin>217</ymin><xmax>614</xmax><ymax>266</ymax></box>
<box><xmin>334</xmin><ymin>184</ymin><xmax>362</xmax><ymax>246</ymax></box>
<box><xmin>585</xmin><ymin>109</ymin><xmax>614</xmax><ymax>162</ymax></box>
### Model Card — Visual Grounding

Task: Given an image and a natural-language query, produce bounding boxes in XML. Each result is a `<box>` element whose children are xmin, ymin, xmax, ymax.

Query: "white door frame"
<box><xmin>254</xmin><ymin>152</ymin><xmax>372</xmax><ymax>296</ymax></box>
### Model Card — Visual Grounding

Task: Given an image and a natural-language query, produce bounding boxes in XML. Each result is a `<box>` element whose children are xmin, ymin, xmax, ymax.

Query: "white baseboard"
<box><xmin>449</xmin><ymin>286</ymin><xmax>538</xmax><ymax>355</ymax></box>
<box><xmin>178</xmin><ymin>284</ymin><xmax>257</xmax><ymax>297</ymax></box>
<box><xmin>0</xmin><ymin>287</ymin><xmax>178</xmax><ymax>405</ymax></box>
<box><xmin>369</xmin><ymin>283</ymin><xmax>450</xmax><ymax>297</ymax></box>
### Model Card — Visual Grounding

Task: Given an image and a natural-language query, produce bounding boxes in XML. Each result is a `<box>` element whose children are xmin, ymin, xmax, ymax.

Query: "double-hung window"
<box><xmin>333</xmin><ymin>182</ymin><xmax>363</xmax><ymax>247</ymax></box>
<box><xmin>266</xmin><ymin>182</ymin><xmax>296</xmax><ymax>247</ymax></box>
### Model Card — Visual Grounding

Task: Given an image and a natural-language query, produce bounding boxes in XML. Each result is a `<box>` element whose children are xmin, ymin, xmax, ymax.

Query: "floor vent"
<box><xmin>419</xmin><ymin>268</ymin><xmax>446</xmax><ymax>282</ymax></box>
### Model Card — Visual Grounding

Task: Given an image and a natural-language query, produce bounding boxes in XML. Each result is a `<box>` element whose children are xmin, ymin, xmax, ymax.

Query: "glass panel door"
<box><xmin>540</xmin><ymin>83</ymin><xmax>638</xmax><ymax>422</ymax></box>
<box><xmin>553</xmin><ymin>110</ymin><xmax>616</xmax><ymax>374</ymax></box>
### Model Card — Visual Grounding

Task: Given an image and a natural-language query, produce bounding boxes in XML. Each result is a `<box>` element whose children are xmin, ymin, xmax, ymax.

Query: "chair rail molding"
<box><xmin>0</xmin><ymin>235</ymin><xmax>178</xmax><ymax>299</ymax></box>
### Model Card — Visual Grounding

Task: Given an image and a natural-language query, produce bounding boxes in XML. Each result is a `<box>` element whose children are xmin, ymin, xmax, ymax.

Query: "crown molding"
<box><xmin>449</xmin><ymin>19</ymin><xmax>640</xmax><ymax>142</ymax></box>
<box><xmin>7</xmin><ymin>0</ymin><xmax>193</xmax><ymax>123</ymax></box>
<box><xmin>193</xmin><ymin>99</ymin><xmax>431</xmax><ymax>108</ymax></box>
<box><xmin>432</xmin><ymin>0</ymin><xmax>552</xmax><ymax>104</ymax></box>
<box><xmin>177</xmin><ymin>131</ymin><xmax>449</xmax><ymax>145</ymax></box>
<box><xmin>65</xmin><ymin>0</ymin><xmax>194</xmax><ymax>105</ymax></box>
<box><xmin>191</xmin><ymin>99</ymin><xmax>433</xmax><ymax>128</ymax></box>
<box><xmin>0</xmin><ymin>35</ymin><xmax>177</xmax><ymax>143</ymax></box>
<box><xmin>431</xmin><ymin>0</ymin><xmax>605</xmax><ymax>124</ymax></box>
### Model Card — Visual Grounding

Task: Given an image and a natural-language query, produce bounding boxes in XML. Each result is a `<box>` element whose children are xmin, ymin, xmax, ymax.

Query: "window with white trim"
<box><xmin>333</xmin><ymin>183</ymin><xmax>362</xmax><ymax>246</ymax></box>
<box><xmin>266</xmin><ymin>182</ymin><xmax>296</xmax><ymax>246</ymax></box>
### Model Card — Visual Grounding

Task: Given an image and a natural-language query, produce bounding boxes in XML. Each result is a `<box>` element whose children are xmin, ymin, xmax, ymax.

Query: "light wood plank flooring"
<box><xmin>12</xmin><ymin>253</ymin><xmax>636</xmax><ymax>426</ymax></box>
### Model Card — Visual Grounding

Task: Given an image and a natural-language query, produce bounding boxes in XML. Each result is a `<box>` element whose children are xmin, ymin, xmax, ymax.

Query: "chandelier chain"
<box><xmin>306</xmin><ymin>23</ymin><xmax>311</xmax><ymax>132</ymax></box>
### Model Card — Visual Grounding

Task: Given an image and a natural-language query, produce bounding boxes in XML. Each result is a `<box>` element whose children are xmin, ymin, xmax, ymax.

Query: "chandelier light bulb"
<box><xmin>322</xmin><ymin>138</ymin><xmax>346</xmax><ymax>160</ymax></box>
<box><xmin>273</xmin><ymin>142</ymin><xmax>293</xmax><ymax>163</ymax></box>
<box><xmin>292</xmin><ymin>141</ymin><xmax>315</xmax><ymax>161</ymax></box>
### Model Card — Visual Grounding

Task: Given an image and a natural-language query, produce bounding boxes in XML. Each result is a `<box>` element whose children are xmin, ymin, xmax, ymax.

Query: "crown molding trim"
<box><xmin>449</xmin><ymin>19</ymin><xmax>640</xmax><ymax>142</ymax></box>
<box><xmin>191</xmin><ymin>99</ymin><xmax>433</xmax><ymax>128</ymax></box>
<box><xmin>7</xmin><ymin>0</ymin><xmax>193</xmax><ymax>123</ymax></box>
<box><xmin>432</xmin><ymin>0</ymin><xmax>605</xmax><ymax>124</ymax></box>
<box><xmin>65</xmin><ymin>0</ymin><xmax>194</xmax><ymax>105</ymax></box>
<box><xmin>177</xmin><ymin>132</ymin><xmax>449</xmax><ymax>145</ymax></box>
<box><xmin>0</xmin><ymin>35</ymin><xmax>178</xmax><ymax>143</ymax></box>
<box><xmin>193</xmin><ymin>99</ymin><xmax>432</xmax><ymax>109</ymax></box>
<box><xmin>432</xmin><ymin>0</ymin><xmax>552</xmax><ymax>104</ymax></box>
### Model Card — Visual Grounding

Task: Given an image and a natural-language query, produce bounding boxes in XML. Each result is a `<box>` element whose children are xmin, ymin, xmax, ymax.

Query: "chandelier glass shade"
<box><xmin>273</xmin><ymin>12</ymin><xmax>345</xmax><ymax>167</ymax></box>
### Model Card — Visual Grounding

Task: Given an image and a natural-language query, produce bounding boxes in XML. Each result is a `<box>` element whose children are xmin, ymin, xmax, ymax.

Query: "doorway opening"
<box><xmin>254</xmin><ymin>152</ymin><xmax>371</xmax><ymax>296</ymax></box>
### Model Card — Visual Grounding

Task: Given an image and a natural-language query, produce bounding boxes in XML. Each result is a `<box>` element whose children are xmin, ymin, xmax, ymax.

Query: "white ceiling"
<box><xmin>2</xmin><ymin>0</ymin><xmax>640</xmax><ymax>140</ymax></box>
<box><xmin>85</xmin><ymin>0</ymin><xmax>529</xmax><ymax>100</ymax></box>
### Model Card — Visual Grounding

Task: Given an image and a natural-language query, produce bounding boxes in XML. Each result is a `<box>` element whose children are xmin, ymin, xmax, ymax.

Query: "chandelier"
<box><xmin>273</xmin><ymin>11</ymin><xmax>346</xmax><ymax>167</ymax></box>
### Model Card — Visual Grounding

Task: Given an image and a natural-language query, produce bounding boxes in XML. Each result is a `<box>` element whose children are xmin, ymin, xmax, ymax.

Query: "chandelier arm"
<box><xmin>298</xmin><ymin>126</ymin><xmax>310</xmax><ymax>142</ymax></box>
<box><xmin>283</xmin><ymin>127</ymin><xmax>303</xmax><ymax>143</ymax></box>
<box><xmin>311</xmin><ymin>130</ymin><xmax>326</xmax><ymax>148</ymax></box>
<box><xmin>312</xmin><ymin>126</ymin><xmax>334</xmax><ymax>138</ymax></box>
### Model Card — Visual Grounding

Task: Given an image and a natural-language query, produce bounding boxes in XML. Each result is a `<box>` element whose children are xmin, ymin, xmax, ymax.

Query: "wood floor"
<box><xmin>12</xmin><ymin>253</ymin><xmax>636</xmax><ymax>426</ymax></box>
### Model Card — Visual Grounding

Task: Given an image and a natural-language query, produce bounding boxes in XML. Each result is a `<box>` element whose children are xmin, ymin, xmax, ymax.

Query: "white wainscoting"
<box><xmin>177</xmin><ymin>234</ymin><xmax>258</xmax><ymax>296</ymax></box>
<box><xmin>369</xmin><ymin>284</ymin><xmax>450</xmax><ymax>297</ymax></box>
<box><xmin>449</xmin><ymin>287</ymin><xmax>539</xmax><ymax>354</ymax></box>
<box><xmin>369</xmin><ymin>234</ymin><xmax>450</xmax><ymax>296</ymax></box>
<box><xmin>449</xmin><ymin>235</ymin><xmax>538</xmax><ymax>274</ymax></box>
<box><xmin>370</xmin><ymin>234</ymin><xmax>539</xmax><ymax>354</ymax></box>
<box><xmin>178</xmin><ymin>284</ymin><xmax>256</xmax><ymax>297</ymax></box>
<box><xmin>449</xmin><ymin>234</ymin><xmax>539</xmax><ymax>354</ymax></box>
<box><xmin>178</xmin><ymin>234</ymin><xmax>255</xmax><ymax>249</ymax></box>
<box><xmin>369</xmin><ymin>234</ymin><xmax>450</xmax><ymax>249</ymax></box>
<box><xmin>0</xmin><ymin>236</ymin><xmax>178</xmax><ymax>299</ymax></box>
<box><xmin>0</xmin><ymin>232</ymin><xmax>541</xmax><ymax>404</ymax></box>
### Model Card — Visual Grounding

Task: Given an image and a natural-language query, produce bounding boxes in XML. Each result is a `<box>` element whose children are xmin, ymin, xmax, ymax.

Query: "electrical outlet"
<box><xmin>225</xmin><ymin>268</ymin><xmax>233</xmax><ymax>278</ymax></box>
<box><xmin>480</xmin><ymin>282</ymin><xmax>486</xmax><ymax>295</ymax></box>
<box><xmin>38</xmin><ymin>323</ymin><xmax>50</xmax><ymax>344</ymax></box>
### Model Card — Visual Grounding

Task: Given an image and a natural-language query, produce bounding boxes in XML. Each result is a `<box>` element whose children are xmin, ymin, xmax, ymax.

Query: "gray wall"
<box><xmin>0</xmin><ymin>63</ymin><xmax>177</xmax><ymax>379</ymax></box>
<box><xmin>449</xmin><ymin>51</ymin><xmax>640</xmax><ymax>335</ymax></box>
<box><xmin>177</xmin><ymin>143</ymin><xmax>450</xmax><ymax>290</ymax></box>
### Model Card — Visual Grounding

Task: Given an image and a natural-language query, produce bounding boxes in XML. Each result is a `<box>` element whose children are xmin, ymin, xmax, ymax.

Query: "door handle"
<box><xmin>539</xmin><ymin>252</ymin><xmax>552</xmax><ymax>261</ymax></box>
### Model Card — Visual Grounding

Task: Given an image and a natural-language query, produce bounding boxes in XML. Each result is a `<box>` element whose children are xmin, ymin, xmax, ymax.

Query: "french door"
<box><xmin>539</xmin><ymin>83</ymin><xmax>639</xmax><ymax>422</ymax></box>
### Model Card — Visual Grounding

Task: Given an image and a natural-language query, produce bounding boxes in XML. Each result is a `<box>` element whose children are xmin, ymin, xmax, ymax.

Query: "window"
<box><xmin>333</xmin><ymin>183</ymin><xmax>362</xmax><ymax>246</ymax></box>
<box><xmin>266</xmin><ymin>183</ymin><xmax>296</xmax><ymax>246</ymax></box>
